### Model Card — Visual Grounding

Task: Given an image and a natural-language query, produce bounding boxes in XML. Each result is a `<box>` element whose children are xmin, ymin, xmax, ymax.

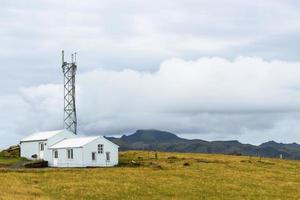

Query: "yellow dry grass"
<box><xmin>1</xmin><ymin>151</ymin><xmax>300</xmax><ymax>200</ymax></box>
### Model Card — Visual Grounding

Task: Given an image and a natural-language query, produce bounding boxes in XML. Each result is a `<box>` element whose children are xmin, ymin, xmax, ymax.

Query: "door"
<box><xmin>39</xmin><ymin>142</ymin><xmax>44</xmax><ymax>159</ymax></box>
<box><xmin>53</xmin><ymin>150</ymin><xmax>58</xmax><ymax>167</ymax></box>
<box><xmin>105</xmin><ymin>152</ymin><xmax>110</xmax><ymax>162</ymax></box>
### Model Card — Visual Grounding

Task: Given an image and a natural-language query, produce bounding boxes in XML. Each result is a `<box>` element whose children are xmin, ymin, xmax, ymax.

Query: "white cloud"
<box><xmin>2</xmin><ymin>0</ymin><xmax>300</xmax><ymax>147</ymax></box>
<box><xmin>2</xmin><ymin>56</ymin><xmax>298</xmax><ymax>148</ymax></box>
<box><xmin>78</xmin><ymin>56</ymin><xmax>300</xmax><ymax>114</ymax></box>
<box><xmin>1</xmin><ymin>0</ymin><xmax>300</xmax><ymax>83</ymax></box>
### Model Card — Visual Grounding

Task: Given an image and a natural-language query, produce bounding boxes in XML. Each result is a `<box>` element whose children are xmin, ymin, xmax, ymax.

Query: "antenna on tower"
<box><xmin>61</xmin><ymin>50</ymin><xmax>77</xmax><ymax>134</ymax></box>
<box><xmin>62</xmin><ymin>50</ymin><xmax>65</xmax><ymax>63</ymax></box>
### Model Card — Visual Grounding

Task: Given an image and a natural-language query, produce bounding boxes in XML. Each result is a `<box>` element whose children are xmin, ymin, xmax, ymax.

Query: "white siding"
<box><xmin>49</xmin><ymin>137</ymin><xmax>118</xmax><ymax>167</ymax></box>
<box><xmin>20</xmin><ymin>141</ymin><xmax>41</xmax><ymax>159</ymax></box>
<box><xmin>20</xmin><ymin>130</ymin><xmax>76</xmax><ymax>164</ymax></box>
<box><xmin>47</xmin><ymin>131</ymin><xmax>76</xmax><ymax>146</ymax></box>
<box><xmin>50</xmin><ymin>148</ymin><xmax>84</xmax><ymax>167</ymax></box>
<box><xmin>82</xmin><ymin>137</ymin><xmax>119</xmax><ymax>167</ymax></box>
<box><xmin>46</xmin><ymin>131</ymin><xmax>76</xmax><ymax>166</ymax></box>
<box><xmin>21</xmin><ymin>130</ymin><xmax>118</xmax><ymax>168</ymax></box>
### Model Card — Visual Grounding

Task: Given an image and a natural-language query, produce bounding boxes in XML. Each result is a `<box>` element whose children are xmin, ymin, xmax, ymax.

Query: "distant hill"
<box><xmin>106</xmin><ymin>129</ymin><xmax>300</xmax><ymax>160</ymax></box>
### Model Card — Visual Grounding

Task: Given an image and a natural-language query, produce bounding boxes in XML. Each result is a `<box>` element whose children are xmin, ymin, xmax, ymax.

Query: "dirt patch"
<box><xmin>240</xmin><ymin>160</ymin><xmax>275</xmax><ymax>165</ymax></box>
<box><xmin>195</xmin><ymin>158</ymin><xmax>228</xmax><ymax>164</ymax></box>
<box><xmin>240</xmin><ymin>160</ymin><xmax>252</xmax><ymax>163</ymax></box>
<box><xmin>148</xmin><ymin>162</ymin><xmax>164</xmax><ymax>169</ymax></box>
<box><xmin>257</xmin><ymin>160</ymin><xmax>275</xmax><ymax>165</ymax></box>
<box><xmin>167</xmin><ymin>156</ymin><xmax>178</xmax><ymax>160</ymax></box>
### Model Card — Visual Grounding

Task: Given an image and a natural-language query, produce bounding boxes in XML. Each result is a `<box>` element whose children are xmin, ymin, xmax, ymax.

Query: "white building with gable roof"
<box><xmin>20</xmin><ymin>130</ymin><xmax>119</xmax><ymax>167</ymax></box>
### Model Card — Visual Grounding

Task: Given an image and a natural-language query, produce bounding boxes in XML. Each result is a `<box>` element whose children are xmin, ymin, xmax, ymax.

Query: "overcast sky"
<box><xmin>1</xmin><ymin>0</ymin><xmax>300</xmax><ymax>148</ymax></box>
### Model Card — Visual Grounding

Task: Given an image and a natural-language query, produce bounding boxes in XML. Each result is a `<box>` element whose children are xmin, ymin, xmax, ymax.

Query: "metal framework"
<box><xmin>62</xmin><ymin>50</ymin><xmax>77</xmax><ymax>134</ymax></box>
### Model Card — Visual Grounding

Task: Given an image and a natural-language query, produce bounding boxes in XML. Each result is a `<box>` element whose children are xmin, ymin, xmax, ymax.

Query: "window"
<box><xmin>98</xmin><ymin>144</ymin><xmax>103</xmax><ymax>154</ymax></box>
<box><xmin>54</xmin><ymin>150</ymin><xmax>58</xmax><ymax>159</ymax></box>
<box><xmin>67</xmin><ymin>149</ymin><xmax>73</xmax><ymax>159</ymax></box>
<box><xmin>92</xmin><ymin>152</ymin><xmax>96</xmax><ymax>161</ymax></box>
<box><xmin>40</xmin><ymin>143</ymin><xmax>44</xmax><ymax>151</ymax></box>
<box><xmin>106</xmin><ymin>152</ymin><xmax>110</xmax><ymax>162</ymax></box>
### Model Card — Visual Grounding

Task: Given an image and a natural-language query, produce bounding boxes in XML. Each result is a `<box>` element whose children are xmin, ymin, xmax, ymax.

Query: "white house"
<box><xmin>20</xmin><ymin>130</ymin><xmax>119</xmax><ymax>167</ymax></box>
<box><xmin>20</xmin><ymin>130</ymin><xmax>76</xmax><ymax>161</ymax></box>
<box><xmin>49</xmin><ymin>136</ymin><xmax>119</xmax><ymax>167</ymax></box>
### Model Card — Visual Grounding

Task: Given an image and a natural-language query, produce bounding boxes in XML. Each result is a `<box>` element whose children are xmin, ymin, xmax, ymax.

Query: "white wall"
<box><xmin>50</xmin><ymin>148</ymin><xmax>84</xmax><ymax>167</ymax></box>
<box><xmin>49</xmin><ymin>137</ymin><xmax>119</xmax><ymax>167</ymax></box>
<box><xmin>20</xmin><ymin>130</ymin><xmax>76</xmax><ymax>163</ymax></box>
<box><xmin>46</xmin><ymin>131</ymin><xmax>76</xmax><ymax>166</ymax></box>
<box><xmin>20</xmin><ymin>141</ymin><xmax>41</xmax><ymax>159</ymax></box>
<box><xmin>47</xmin><ymin>130</ymin><xmax>76</xmax><ymax>146</ymax></box>
<box><xmin>82</xmin><ymin>137</ymin><xmax>119</xmax><ymax>167</ymax></box>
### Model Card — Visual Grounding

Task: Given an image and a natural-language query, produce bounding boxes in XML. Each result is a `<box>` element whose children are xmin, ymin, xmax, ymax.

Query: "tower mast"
<box><xmin>62</xmin><ymin>50</ymin><xmax>77</xmax><ymax>134</ymax></box>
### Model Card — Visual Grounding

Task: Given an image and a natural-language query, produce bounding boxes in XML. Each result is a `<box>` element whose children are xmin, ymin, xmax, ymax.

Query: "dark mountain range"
<box><xmin>106</xmin><ymin>129</ymin><xmax>300</xmax><ymax>160</ymax></box>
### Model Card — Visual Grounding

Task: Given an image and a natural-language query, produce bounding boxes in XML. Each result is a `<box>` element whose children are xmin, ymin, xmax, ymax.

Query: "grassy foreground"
<box><xmin>1</xmin><ymin>151</ymin><xmax>300</xmax><ymax>200</ymax></box>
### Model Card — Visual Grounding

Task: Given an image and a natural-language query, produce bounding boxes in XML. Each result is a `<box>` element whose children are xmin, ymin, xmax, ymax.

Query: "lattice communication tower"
<box><xmin>61</xmin><ymin>50</ymin><xmax>77</xmax><ymax>134</ymax></box>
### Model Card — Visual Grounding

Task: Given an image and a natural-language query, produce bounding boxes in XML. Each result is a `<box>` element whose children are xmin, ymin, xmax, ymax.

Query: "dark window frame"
<box><xmin>40</xmin><ymin>143</ymin><xmax>44</xmax><ymax>151</ymax></box>
<box><xmin>54</xmin><ymin>150</ymin><xmax>58</xmax><ymax>159</ymax></box>
<box><xmin>106</xmin><ymin>152</ymin><xmax>110</xmax><ymax>162</ymax></box>
<box><xmin>98</xmin><ymin>144</ymin><xmax>103</xmax><ymax>154</ymax></box>
<box><xmin>67</xmin><ymin>149</ymin><xmax>73</xmax><ymax>159</ymax></box>
<box><xmin>92</xmin><ymin>152</ymin><xmax>96</xmax><ymax>161</ymax></box>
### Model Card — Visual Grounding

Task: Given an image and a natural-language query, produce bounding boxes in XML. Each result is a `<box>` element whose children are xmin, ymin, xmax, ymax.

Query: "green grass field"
<box><xmin>1</xmin><ymin>151</ymin><xmax>300</xmax><ymax>200</ymax></box>
<box><xmin>0</xmin><ymin>157</ymin><xmax>21</xmax><ymax>166</ymax></box>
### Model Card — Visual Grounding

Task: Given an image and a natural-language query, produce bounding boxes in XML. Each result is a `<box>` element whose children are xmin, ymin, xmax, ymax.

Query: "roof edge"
<box><xmin>81</xmin><ymin>136</ymin><xmax>101</xmax><ymax>148</ymax></box>
<box><xmin>102</xmin><ymin>136</ymin><xmax>120</xmax><ymax>148</ymax></box>
<box><xmin>49</xmin><ymin>136</ymin><xmax>99</xmax><ymax>149</ymax></box>
<box><xmin>20</xmin><ymin>129</ymin><xmax>66</xmax><ymax>142</ymax></box>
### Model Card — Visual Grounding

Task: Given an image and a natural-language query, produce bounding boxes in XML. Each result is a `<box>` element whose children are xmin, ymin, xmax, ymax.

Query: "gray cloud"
<box><xmin>1</xmin><ymin>1</ymin><xmax>300</xmax><ymax>147</ymax></box>
<box><xmin>0</xmin><ymin>57</ymin><xmax>298</xmax><ymax>148</ymax></box>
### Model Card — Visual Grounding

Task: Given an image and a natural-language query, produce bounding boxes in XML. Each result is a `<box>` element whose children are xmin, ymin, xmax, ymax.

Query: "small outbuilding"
<box><xmin>20</xmin><ymin>130</ymin><xmax>76</xmax><ymax>161</ymax></box>
<box><xmin>49</xmin><ymin>136</ymin><xmax>118</xmax><ymax>167</ymax></box>
<box><xmin>20</xmin><ymin>130</ymin><xmax>119</xmax><ymax>167</ymax></box>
